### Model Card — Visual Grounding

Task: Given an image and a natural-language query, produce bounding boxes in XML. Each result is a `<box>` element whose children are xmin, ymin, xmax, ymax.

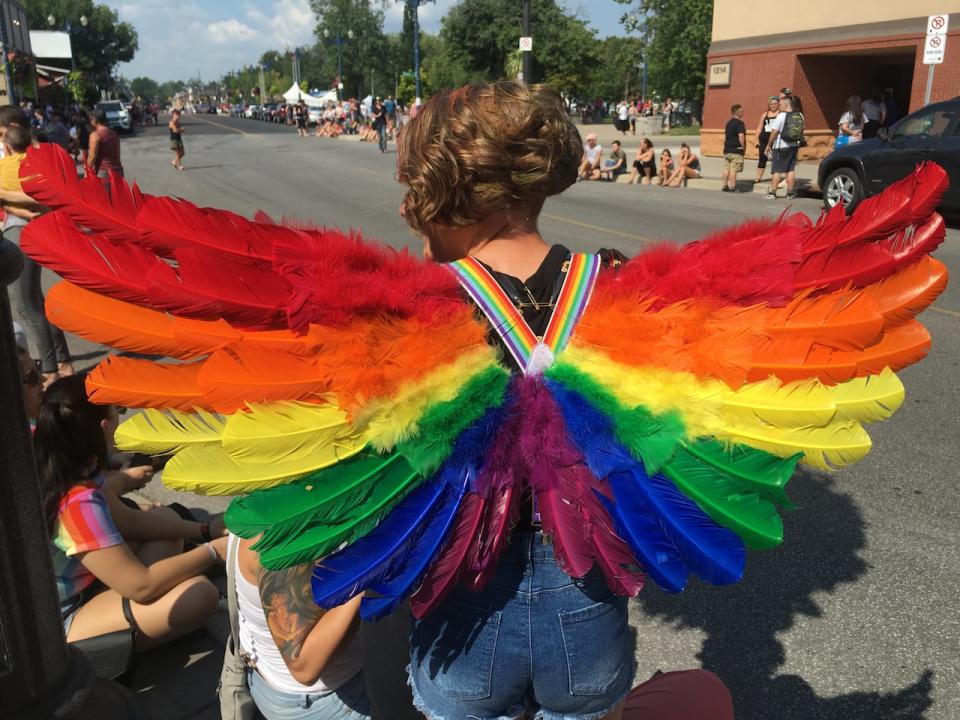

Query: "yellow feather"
<box><xmin>359</xmin><ymin>347</ymin><xmax>497</xmax><ymax>451</ymax></box>
<box><xmin>220</xmin><ymin>400</ymin><xmax>367</xmax><ymax>465</ymax></box>
<box><xmin>720</xmin><ymin>376</ymin><xmax>838</xmax><ymax>428</ymax></box>
<box><xmin>565</xmin><ymin>346</ymin><xmax>874</xmax><ymax>468</ymax></box>
<box><xmin>114</xmin><ymin>409</ymin><xmax>225</xmax><ymax>454</ymax></box>
<box><xmin>724</xmin><ymin>422</ymin><xmax>872</xmax><ymax>470</ymax></box>
<box><xmin>162</xmin><ymin>441</ymin><xmax>365</xmax><ymax>495</ymax></box>
<box><xmin>828</xmin><ymin>367</ymin><xmax>905</xmax><ymax>423</ymax></box>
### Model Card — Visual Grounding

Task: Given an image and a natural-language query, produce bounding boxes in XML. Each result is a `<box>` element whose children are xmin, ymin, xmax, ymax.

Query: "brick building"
<box><xmin>701</xmin><ymin>4</ymin><xmax>960</xmax><ymax>160</ymax></box>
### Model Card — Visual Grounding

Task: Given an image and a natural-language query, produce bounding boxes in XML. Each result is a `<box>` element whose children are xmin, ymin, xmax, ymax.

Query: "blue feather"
<box><xmin>598</xmin><ymin>475</ymin><xmax>688</xmax><ymax>592</ymax></box>
<box><xmin>311</xmin><ymin>401</ymin><xmax>506</xmax><ymax>616</ymax></box>
<box><xmin>624</xmin><ymin>465</ymin><xmax>745</xmax><ymax>586</ymax></box>
<box><xmin>311</xmin><ymin>476</ymin><xmax>449</xmax><ymax>609</ymax></box>
<box><xmin>548</xmin><ymin>380</ymin><xmax>745</xmax><ymax>589</ymax></box>
<box><xmin>546</xmin><ymin>380</ymin><xmax>633</xmax><ymax>477</ymax></box>
<box><xmin>359</xmin><ymin>463</ymin><xmax>470</xmax><ymax>621</ymax></box>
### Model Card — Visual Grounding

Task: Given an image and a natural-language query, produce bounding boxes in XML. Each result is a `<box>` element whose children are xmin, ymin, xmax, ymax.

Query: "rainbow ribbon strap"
<box><xmin>447</xmin><ymin>253</ymin><xmax>601</xmax><ymax>372</ymax></box>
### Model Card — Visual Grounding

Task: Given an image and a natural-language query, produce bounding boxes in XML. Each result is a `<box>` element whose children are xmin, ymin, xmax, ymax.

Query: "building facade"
<box><xmin>702</xmin><ymin>4</ymin><xmax>960</xmax><ymax>159</ymax></box>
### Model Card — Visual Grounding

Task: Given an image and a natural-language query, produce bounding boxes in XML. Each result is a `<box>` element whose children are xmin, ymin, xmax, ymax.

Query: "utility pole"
<box><xmin>402</xmin><ymin>0</ymin><xmax>433</xmax><ymax>104</ymax></box>
<box><xmin>521</xmin><ymin>0</ymin><xmax>532</xmax><ymax>84</ymax></box>
<box><xmin>0</xmin><ymin>4</ymin><xmax>16</xmax><ymax>107</ymax></box>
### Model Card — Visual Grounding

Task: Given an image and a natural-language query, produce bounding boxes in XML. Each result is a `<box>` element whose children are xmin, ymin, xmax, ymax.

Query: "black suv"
<box><xmin>818</xmin><ymin>97</ymin><xmax>960</xmax><ymax>213</ymax></box>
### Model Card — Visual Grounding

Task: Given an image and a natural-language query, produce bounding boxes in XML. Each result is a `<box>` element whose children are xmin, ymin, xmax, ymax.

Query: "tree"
<box><xmin>23</xmin><ymin>0</ymin><xmax>138</xmax><ymax>97</ymax></box>
<box><xmin>309</xmin><ymin>0</ymin><xmax>391</xmax><ymax>98</ymax></box>
<box><xmin>437</xmin><ymin>0</ymin><xmax>598</xmax><ymax>96</ymax></box>
<box><xmin>158</xmin><ymin>80</ymin><xmax>186</xmax><ymax>104</ymax></box>
<box><xmin>587</xmin><ymin>37</ymin><xmax>644</xmax><ymax>101</ymax></box>
<box><xmin>130</xmin><ymin>76</ymin><xmax>160</xmax><ymax>102</ymax></box>
<box><xmin>614</xmin><ymin>0</ymin><xmax>712</xmax><ymax>106</ymax></box>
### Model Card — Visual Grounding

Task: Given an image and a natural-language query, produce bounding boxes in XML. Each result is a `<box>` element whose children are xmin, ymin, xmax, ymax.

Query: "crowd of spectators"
<box><xmin>577</xmin><ymin>132</ymin><xmax>701</xmax><ymax>189</ymax></box>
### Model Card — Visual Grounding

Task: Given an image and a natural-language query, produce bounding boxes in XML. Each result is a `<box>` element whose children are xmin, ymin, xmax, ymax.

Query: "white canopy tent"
<box><xmin>281</xmin><ymin>84</ymin><xmax>337</xmax><ymax>108</ymax></box>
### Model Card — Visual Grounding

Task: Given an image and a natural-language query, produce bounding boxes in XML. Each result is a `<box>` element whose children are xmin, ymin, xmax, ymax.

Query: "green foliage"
<box><xmin>157</xmin><ymin>80</ymin><xmax>186</xmax><ymax>103</ymax></box>
<box><xmin>23</xmin><ymin>0</ymin><xmax>138</xmax><ymax>86</ymax></box>
<box><xmin>614</xmin><ymin>0</ymin><xmax>713</xmax><ymax>102</ymax></box>
<box><xmin>438</xmin><ymin>0</ymin><xmax>599</xmax><ymax>94</ymax></box>
<box><xmin>310</xmin><ymin>0</ymin><xmax>391</xmax><ymax>98</ymax></box>
<box><xmin>129</xmin><ymin>76</ymin><xmax>159</xmax><ymax>102</ymax></box>
<box><xmin>66</xmin><ymin>70</ymin><xmax>88</xmax><ymax>103</ymax></box>
<box><xmin>586</xmin><ymin>36</ymin><xmax>644</xmax><ymax>101</ymax></box>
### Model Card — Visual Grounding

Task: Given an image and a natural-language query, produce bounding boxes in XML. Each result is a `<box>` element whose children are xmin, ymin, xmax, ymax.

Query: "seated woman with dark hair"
<box><xmin>36</xmin><ymin>375</ymin><xmax>226</xmax><ymax>649</ymax></box>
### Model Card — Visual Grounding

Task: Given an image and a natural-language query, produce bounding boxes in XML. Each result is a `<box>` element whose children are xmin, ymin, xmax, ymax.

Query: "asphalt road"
<box><xmin>19</xmin><ymin>114</ymin><xmax>960</xmax><ymax>719</ymax></box>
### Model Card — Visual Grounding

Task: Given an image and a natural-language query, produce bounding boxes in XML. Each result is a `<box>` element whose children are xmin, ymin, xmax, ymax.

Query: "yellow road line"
<box><xmin>541</xmin><ymin>213</ymin><xmax>655</xmax><ymax>245</ymax></box>
<box><xmin>189</xmin><ymin>115</ymin><xmax>249</xmax><ymax>136</ymax></box>
<box><xmin>930</xmin><ymin>305</ymin><xmax>960</xmax><ymax>320</ymax></box>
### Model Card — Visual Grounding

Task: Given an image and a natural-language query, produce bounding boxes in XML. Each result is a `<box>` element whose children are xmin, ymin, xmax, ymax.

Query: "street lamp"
<box><xmin>401</xmin><ymin>0</ymin><xmax>434</xmax><ymax>104</ymax></box>
<box><xmin>322</xmin><ymin>28</ymin><xmax>353</xmax><ymax>100</ymax></box>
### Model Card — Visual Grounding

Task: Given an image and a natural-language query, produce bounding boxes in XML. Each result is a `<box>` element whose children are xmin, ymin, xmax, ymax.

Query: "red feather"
<box><xmin>410</xmin><ymin>492</ymin><xmax>486</xmax><ymax>618</ymax></box>
<box><xmin>597</xmin><ymin>219</ymin><xmax>803</xmax><ymax>309</ymax></box>
<box><xmin>138</xmin><ymin>197</ymin><xmax>282</xmax><ymax>265</ymax></box>
<box><xmin>19</xmin><ymin>144</ymin><xmax>142</xmax><ymax>242</ymax></box>
<box><xmin>883</xmin><ymin>162</ymin><xmax>949</xmax><ymax>225</ymax></box>
<box><xmin>20</xmin><ymin>211</ymin><xmax>162</xmax><ymax>305</ymax></box>
<box><xmin>274</xmin><ymin>227</ymin><xmax>465</xmax><ymax>329</ymax></box>
<box><xmin>146</xmin><ymin>247</ymin><xmax>292</xmax><ymax>329</ymax></box>
<box><xmin>461</xmin><ymin>483</ymin><xmax>520</xmax><ymax>591</ymax></box>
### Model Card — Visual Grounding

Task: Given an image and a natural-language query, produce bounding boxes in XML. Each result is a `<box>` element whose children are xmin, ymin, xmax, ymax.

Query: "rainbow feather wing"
<box><xmin>18</xmin><ymin>144</ymin><xmax>948</xmax><ymax>610</ymax></box>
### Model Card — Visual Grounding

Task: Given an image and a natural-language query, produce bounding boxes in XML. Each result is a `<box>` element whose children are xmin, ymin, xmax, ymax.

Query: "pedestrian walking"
<box><xmin>168</xmin><ymin>108</ymin><xmax>185</xmax><ymax>170</ymax></box>
<box><xmin>753</xmin><ymin>95</ymin><xmax>780</xmax><ymax>184</ymax></box>
<box><xmin>89</xmin><ymin>109</ymin><xmax>124</xmax><ymax>181</ymax></box>
<box><xmin>296</xmin><ymin>102</ymin><xmax>308</xmax><ymax>138</ymax></box>
<box><xmin>371</xmin><ymin>98</ymin><xmax>388</xmax><ymax>153</ymax></box>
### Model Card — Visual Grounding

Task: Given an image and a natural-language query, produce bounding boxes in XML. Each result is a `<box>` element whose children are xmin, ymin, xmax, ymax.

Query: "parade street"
<box><xmin>23</xmin><ymin>114</ymin><xmax>960</xmax><ymax>720</ymax></box>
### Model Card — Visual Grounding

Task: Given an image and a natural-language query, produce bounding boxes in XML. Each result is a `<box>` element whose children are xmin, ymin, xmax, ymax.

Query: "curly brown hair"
<box><xmin>398</xmin><ymin>81</ymin><xmax>582</xmax><ymax>235</ymax></box>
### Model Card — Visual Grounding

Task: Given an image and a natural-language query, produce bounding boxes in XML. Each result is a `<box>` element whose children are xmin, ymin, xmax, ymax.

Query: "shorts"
<box><xmin>723</xmin><ymin>153</ymin><xmax>744</xmax><ymax>172</ymax></box>
<box><xmin>409</xmin><ymin>533</ymin><xmax>634</xmax><ymax>720</ymax></box>
<box><xmin>248</xmin><ymin>668</ymin><xmax>371</xmax><ymax>720</ymax></box>
<box><xmin>771</xmin><ymin>146</ymin><xmax>797</xmax><ymax>174</ymax></box>
<box><xmin>297</xmin><ymin>118</ymin><xmax>307</xmax><ymax>129</ymax></box>
<box><xmin>170</xmin><ymin>139</ymin><xmax>184</xmax><ymax>153</ymax></box>
<box><xmin>756</xmin><ymin>132</ymin><xmax>770</xmax><ymax>168</ymax></box>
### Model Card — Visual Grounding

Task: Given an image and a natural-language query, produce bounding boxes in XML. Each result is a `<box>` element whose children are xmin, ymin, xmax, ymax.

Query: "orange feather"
<box><xmin>862</xmin><ymin>256</ymin><xmax>949</xmax><ymax>329</ymax></box>
<box><xmin>86</xmin><ymin>357</ymin><xmax>203</xmax><ymax>410</ymax></box>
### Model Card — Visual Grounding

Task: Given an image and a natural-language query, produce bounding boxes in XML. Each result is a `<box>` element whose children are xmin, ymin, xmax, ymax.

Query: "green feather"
<box><xmin>397</xmin><ymin>365</ymin><xmax>510</xmax><ymax>475</ymax></box>
<box><xmin>680</xmin><ymin>438</ymin><xmax>799</xmax><ymax>509</ymax></box>
<box><xmin>226</xmin><ymin>449</ymin><xmax>400</xmax><ymax>538</ymax></box>
<box><xmin>547</xmin><ymin>362</ymin><xmax>684</xmax><ymax>472</ymax></box>
<box><xmin>662</xmin><ymin>447</ymin><xmax>784</xmax><ymax>550</ymax></box>
<box><xmin>252</xmin><ymin>452</ymin><xmax>422</xmax><ymax>570</ymax></box>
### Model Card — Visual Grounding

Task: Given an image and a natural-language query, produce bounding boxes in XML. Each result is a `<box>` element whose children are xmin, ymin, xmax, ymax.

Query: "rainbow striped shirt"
<box><xmin>52</xmin><ymin>476</ymin><xmax>123</xmax><ymax>603</ymax></box>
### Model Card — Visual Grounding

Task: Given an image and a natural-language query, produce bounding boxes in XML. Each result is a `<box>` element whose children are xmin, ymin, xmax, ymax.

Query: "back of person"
<box><xmin>231</xmin><ymin>535</ymin><xmax>362</xmax><ymax>695</ymax></box>
<box><xmin>93</xmin><ymin>126</ymin><xmax>122</xmax><ymax>174</ymax></box>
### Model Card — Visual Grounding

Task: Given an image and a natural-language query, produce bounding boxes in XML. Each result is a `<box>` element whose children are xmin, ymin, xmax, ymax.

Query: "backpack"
<box><xmin>782</xmin><ymin>111</ymin><xmax>805</xmax><ymax>143</ymax></box>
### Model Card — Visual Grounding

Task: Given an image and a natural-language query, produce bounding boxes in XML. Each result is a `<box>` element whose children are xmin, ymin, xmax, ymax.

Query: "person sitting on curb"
<box><xmin>600</xmin><ymin>139</ymin><xmax>627</xmax><ymax>181</ymax></box>
<box><xmin>577</xmin><ymin>132</ymin><xmax>603</xmax><ymax>181</ymax></box>
<box><xmin>665</xmin><ymin>142</ymin><xmax>701</xmax><ymax>187</ymax></box>
<box><xmin>628</xmin><ymin>137</ymin><xmax>656</xmax><ymax>185</ymax></box>
<box><xmin>657</xmin><ymin>149</ymin><xmax>674</xmax><ymax>186</ymax></box>
<box><xmin>36</xmin><ymin>375</ymin><xmax>226</xmax><ymax>651</ymax></box>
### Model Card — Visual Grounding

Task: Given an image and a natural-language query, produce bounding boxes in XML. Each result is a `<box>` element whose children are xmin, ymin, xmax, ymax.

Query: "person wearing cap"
<box><xmin>578</xmin><ymin>132</ymin><xmax>603</xmax><ymax>181</ymax></box>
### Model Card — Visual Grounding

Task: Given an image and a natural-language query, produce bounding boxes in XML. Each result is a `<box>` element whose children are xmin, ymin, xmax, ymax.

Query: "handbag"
<box><xmin>835</xmin><ymin>133</ymin><xmax>850</xmax><ymax>149</ymax></box>
<box><xmin>218</xmin><ymin>536</ymin><xmax>257</xmax><ymax>720</ymax></box>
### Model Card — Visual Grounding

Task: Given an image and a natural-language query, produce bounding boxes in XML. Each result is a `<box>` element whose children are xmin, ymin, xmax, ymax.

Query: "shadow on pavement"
<box><xmin>636</xmin><ymin>471</ymin><xmax>934</xmax><ymax>720</ymax></box>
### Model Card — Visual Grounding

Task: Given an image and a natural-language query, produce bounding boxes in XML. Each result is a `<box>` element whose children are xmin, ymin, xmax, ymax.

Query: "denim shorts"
<box><xmin>248</xmin><ymin>668</ymin><xmax>371</xmax><ymax>720</ymax></box>
<box><xmin>409</xmin><ymin>533</ymin><xmax>634</xmax><ymax>720</ymax></box>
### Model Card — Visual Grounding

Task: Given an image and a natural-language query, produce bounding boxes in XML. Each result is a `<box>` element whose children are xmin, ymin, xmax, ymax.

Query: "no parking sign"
<box><xmin>924</xmin><ymin>14</ymin><xmax>949</xmax><ymax>65</ymax></box>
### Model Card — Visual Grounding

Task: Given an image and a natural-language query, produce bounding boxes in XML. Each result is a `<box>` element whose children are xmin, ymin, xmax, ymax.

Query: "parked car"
<box><xmin>818</xmin><ymin>97</ymin><xmax>960</xmax><ymax>214</ymax></box>
<box><xmin>96</xmin><ymin>101</ymin><xmax>131</xmax><ymax>132</ymax></box>
<box><xmin>244</xmin><ymin>104</ymin><xmax>260</xmax><ymax>119</ymax></box>
<box><xmin>308</xmin><ymin>106</ymin><xmax>323</xmax><ymax>126</ymax></box>
<box><xmin>259</xmin><ymin>103</ymin><xmax>278</xmax><ymax>121</ymax></box>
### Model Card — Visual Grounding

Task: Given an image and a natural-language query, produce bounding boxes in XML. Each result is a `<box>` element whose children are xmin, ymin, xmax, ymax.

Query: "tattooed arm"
<box><xmin>257</xmin><ymin>561</ymin><xmax>363</xmax><ymax>686</ymax></box>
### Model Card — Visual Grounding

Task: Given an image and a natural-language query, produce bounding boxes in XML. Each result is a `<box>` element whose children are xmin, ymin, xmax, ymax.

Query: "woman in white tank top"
<box><xmin>229</xmin><ymin>534</ymin><xmax>370</xmax><ymax>719</ymax></box>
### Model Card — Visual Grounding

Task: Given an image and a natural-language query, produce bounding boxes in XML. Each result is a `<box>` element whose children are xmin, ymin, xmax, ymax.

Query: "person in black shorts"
<box><xmin>295</xmin><ymin>102</ymin><xmax>308</xmax><ymax>138</ymax></box>
<box><xmin>168</xmin><ymin>109</ymin><xmax>185</xmax><ymax>171</ymax></box>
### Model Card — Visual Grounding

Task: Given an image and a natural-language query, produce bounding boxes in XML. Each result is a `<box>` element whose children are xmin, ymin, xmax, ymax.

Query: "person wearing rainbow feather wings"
<box><xmin>18</xmin><ymin>81</ymin><xmax>948</xmax><ymax>720</ymax></box>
